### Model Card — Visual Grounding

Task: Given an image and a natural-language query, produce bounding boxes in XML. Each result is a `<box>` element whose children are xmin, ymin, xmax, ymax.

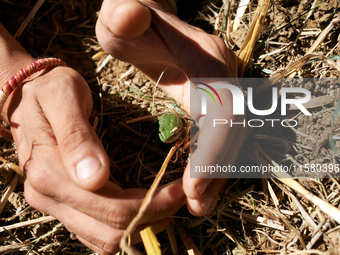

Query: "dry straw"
<box><xmin>237</xmin><ymin>0</ymin><xmax>270</xmax><ymax>76</ymax></box>
<box><xmin>254</xmin><ymin>142</ymin><xmax>340</xmax><ymax>225</ymax></box>
<box><xmin>120</xmin><ymin>145</ymin><xmax>179</xmax><ymax>254</ymax></box>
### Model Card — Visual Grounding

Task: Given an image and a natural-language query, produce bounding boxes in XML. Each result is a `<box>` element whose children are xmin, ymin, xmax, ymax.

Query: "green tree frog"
<box><xmin>158</xmin><ymin>112</ymin><xmax>186</xmax><ymax>143</ymax></box>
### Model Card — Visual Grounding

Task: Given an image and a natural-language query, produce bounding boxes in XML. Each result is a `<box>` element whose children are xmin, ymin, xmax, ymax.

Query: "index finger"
<box><xmin>184</xmin><ymin>80</ymin><xmax>247</xmax><ymax>199</ymax></box>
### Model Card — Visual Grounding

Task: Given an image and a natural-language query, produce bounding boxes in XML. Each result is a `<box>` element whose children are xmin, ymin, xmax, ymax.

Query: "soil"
<box><xmin>0</xmin><ymin>0</ymin><xmax>339</xmax><ymax>254</ymax></box>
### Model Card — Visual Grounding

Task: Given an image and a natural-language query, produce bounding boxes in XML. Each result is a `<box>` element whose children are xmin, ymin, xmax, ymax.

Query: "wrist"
<box><xmin>0</xmin><ymin>58</ymin><xmax>66</xmax><ymax>128</ymax></box>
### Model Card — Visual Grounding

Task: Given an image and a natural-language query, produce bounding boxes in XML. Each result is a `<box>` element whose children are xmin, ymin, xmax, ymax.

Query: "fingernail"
<box><xmin>200</xmin><ymin>196</ymin><xmax>218</xmax><ymax>214</ymax></box>
<box><xmin>76</xmin><ymin>157</ymin><xmax>102</xmax><ymax>180</ymax></box>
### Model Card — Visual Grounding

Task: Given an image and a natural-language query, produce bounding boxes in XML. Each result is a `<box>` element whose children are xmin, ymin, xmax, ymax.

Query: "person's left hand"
<box><xmin>4</xmin><ymin>66</ymin><xmax>185</xmax><ymax>254</ymax></box>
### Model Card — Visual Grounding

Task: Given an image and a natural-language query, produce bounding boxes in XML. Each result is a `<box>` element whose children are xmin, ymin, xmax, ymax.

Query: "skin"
<box><xmin>96</xmin><ymin>0</ymin><xmax>247</xmax><ymax>216</ymax></box>
<box><xmin>0</xmin><ymin>0</ymin><xmax>247</xmax><ymax>254</ymax></box>
<box><xmin>0</xmin><ymin>22</ymin><xmax>185</xmax><ymax>254</ymax></box>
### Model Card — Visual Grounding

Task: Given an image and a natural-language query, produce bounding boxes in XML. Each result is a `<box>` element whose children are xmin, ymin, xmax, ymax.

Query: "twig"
<box><xmin>96</xmin><ymin>55</ymin><xmax>113</xmax><ymax>73</ymax></box>
<box><xmin>120</xmin><ymin>144</ymin><xmax>179</xmax><ymax>254</ymax></box>
<box><xmin>233</xmin><ymin>0</ymin><xmax>250</xmax><ymax>31</ymax></box>
<box><xmin>0</xmin><ymin>242</ymin><xmax>29</xmax><ymax>254</ymax></box>
<box><xmin>166</xmin><ymin>223</ymin><xmax>178</xmax><ymax>255</ymax></box>
<box><xmin>0</xmin><ymin>156</ymin><xmax>22</xmax><ymax>175</ymax></box>
<box><xmin>152</xmin><ymin>65</ymin><xmax>169</xmax><ymax>115</ymax></box>
<box><xmin>222</xmin><ymin>209</ymin><xmax>285</xmax><ymax>231</ymax></box>
<box><xmin>288</xmin><ymin>14</ymin><xmax>340</xmax><ymax>78</ymax></box>
<box><xmin>14</xmin><ymin>0</ymin><xmax>46</xmax><ymax>39</ymax></box>
<box><xmin>254</xmin><ymin>229</ymin><xmax>284</xmax><ymax>246</ymax></box>
<box><xmin>176</xmin><ymin>222</ymin><xmax>202</xmax><ymax>255</ymax></box>
<box><xmin>237</xmin><ymin>0</ymin><xmax>271</xmax><ymax>76</ymax></box>
<box><xmin>306</xmin><ymin>220</ymin><xmax>330</xmax><ymax>249</ymax></box>
<box><xmin>205</xmin><ymin>216</ymin><xmax>247</xmax><ymax>250</ymax></box>
<box><xmin>0</xmin><ymin>215</ymin><xmax>56</xmax><ymax>232</ymax></box>
<box><xmin>254</xmin><ymin>142</ymin><xmax>340</xmax><ymax>225</ymax></box>
<box><xmin>288</xmin><ymin>250</ymin><xmax>328</xmax><ymax>255</ymax></box>
<box><xmin>291</xmin><ymin>0</ymin><xmax>318</xmax><ymax>46</ymax></box>
<box><xmin>0</xmin><ymin>173</ymin><xmax>19</xmax><ymax>215</ymax></box>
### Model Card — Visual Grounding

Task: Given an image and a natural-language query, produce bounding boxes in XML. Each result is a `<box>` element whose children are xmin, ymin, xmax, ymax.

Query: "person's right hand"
<box><xmin>96</xmin><ymin>0</ymin><xmax>247</xmax><ymax>218</ymax></box>
<box><xmin>0</xmin><ymin>25</ymin><xmax>185</xmax><ymax>255</ymax></box>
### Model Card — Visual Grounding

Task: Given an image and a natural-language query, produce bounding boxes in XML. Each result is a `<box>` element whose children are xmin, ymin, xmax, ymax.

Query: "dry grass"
<box><xmin>0</xmin><ymin>0</ymin><xmax>340</xmax><ymax>254</ymax></box>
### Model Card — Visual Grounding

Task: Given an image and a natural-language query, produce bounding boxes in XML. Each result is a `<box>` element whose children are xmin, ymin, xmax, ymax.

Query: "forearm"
<box><xmin>0</xmin><ymin>24</ymin><xmax>34</xmax><ymax>85</ymax></box>
<box><xmin>0</xmin><ymin>24</ymin><xmax>36</xmax><ymax>123</ymax></box>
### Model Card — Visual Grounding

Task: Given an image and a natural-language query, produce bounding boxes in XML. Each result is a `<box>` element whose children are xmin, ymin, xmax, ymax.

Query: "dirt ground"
<box><xmin>0</xmin><ymin>0</ymin><xmax>340</xmax><ymax>254</ymax></box>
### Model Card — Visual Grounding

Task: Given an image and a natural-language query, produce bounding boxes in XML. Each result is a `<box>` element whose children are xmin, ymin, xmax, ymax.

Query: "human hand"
<box><xmin>3</xmin><ymin>66</ymin><xmax>184</xmax><ymax>254</ymax></box>
<box><xmin>96</xmin><ymin>0</ymin><xmax>247</xmax><ymax>216</ymax></box>
<box><xmin>0</xmin><ymin>24</ymin><xmax>184</xmax><ymax>254</ymax></box>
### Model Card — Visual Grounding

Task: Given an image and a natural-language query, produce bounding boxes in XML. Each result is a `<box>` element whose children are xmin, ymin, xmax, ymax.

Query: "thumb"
<box><xmin>37</xmin><ymin>68</ymin><xmax>110</xmax><ymax>191</ymax></box>
<box><xmin>97</xmin><ymin>0</ymin><xmax>151</xmax><ymax>40</ymax></box>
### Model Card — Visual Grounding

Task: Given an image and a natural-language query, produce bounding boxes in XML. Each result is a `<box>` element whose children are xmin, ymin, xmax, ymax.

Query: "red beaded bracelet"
<box><xmin>0</xmin><ymin>57</ymin><xmax>66</xmax><ymax>138</ymax></box>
